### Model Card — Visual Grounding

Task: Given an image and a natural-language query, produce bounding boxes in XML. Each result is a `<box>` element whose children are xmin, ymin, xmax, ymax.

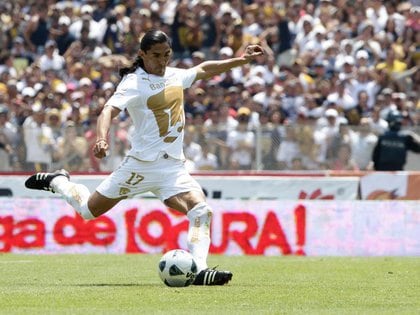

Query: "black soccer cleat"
<box><xmin>24</xmin><ymin>169</ymin><xmax>70</xmax><ymax>193</ymax></box>
<box><xmin>192</xmin><ymin>268</ymin><xmax>233</xmax><ymax>286</ymax></box>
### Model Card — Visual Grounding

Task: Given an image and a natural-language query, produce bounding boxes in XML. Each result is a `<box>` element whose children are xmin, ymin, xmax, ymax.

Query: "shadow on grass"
<box><xmin>8</xmin><ymin>282</ymin><xmax>163</xmax><ymax>288</ymax></box>
<box><xmin>69</xmin><ymin>283</ymin><xmax>159</xmax><ymax>287</ymax></box>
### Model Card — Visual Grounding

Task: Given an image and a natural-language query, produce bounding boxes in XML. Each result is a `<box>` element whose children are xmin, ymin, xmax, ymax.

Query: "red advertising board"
<box><xmin>1</xmin><ymin>199</ymin><xmax>419</xmax><ymax>256</ymax></box>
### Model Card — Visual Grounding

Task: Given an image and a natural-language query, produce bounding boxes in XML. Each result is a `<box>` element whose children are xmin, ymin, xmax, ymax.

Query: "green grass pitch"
<box><xmin>0</xmin><ymin>255</ymin><xmax>419</xmax><ymax>314</ymax></box>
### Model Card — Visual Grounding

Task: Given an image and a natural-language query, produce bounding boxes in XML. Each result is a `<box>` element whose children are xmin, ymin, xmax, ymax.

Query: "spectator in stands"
<box><xmin>69</xmin><ymin>4</ymin><xmax>105</xmax><ymax>43</ymax></box>
<box><xmin>23</xmin><ymin>4</ymin><xmax>50</xmax><ymax>53</ymax></box>
<box><xmin>191</xmin><ymin>51</ymin><xmax>206</xmax><ymax>67</ymax></box>
<box><xmin>347</xmin><ymin>66</ymin><xmax>380</xmax><ymax>110</ymax></box>
<box><xmin>369</xmin><ymin>105</ymin><xmax>389</xmax><ymax>135</ymax></box>
<box><xmin>327</xmin><ymin>79</ymin><xmax>356</xmax><ymax>113</ymax></box>
<box><xmin>392</xmin><ymin>92</ymin><xmax>408</xmax><ymax>112</ymax></box>
<box><xmin>93</xmin><ymin>0</ymin><xmax>111</xmax><ymax>22</ymax></box>
<box><xmin>183</xmin><ymin>14</ymin><xmax>204</xmax><ymax>56</ymax></box>
<box><xmin>184</xmin><ymin>126</ymin><xmax>202</xmax><ymax>162</ymax></box>
<box><xmin>38</xmin><ymin>40</ymin><xmax>66</xmax><ymax>72</ymax></box>
<box><xmin>294</xmin><ymin>15</ymin><xmax>314</xmax><ymax>55</ymax></box>
<box><xmin>23</xmin><ymin>103</ymin><xmax>55</xmax><ymax>171</ymax></box>
<box><xmin>272</xmin><ymin>8</ymin><xmax>294</xmax><ymax>67</ymax></box>
<box><xmin>0</xmin><ymin>103</ymin><xmax>19</xmax><ymax>147</ymax></box>
<box><xmin>4</xmin><ymin>7</ymin><xmax>24</xmax><ymax>49</ymax></box>
<box><xmin>276</xmin><ymin>123</ymin><xmax>301</xmax><ymax>170</ymax></box>
<box><xmin>353</xmin><ymin>22</ymin><xmax>382</xmax><ymax>58</ymax></box>
<box><xmin>0</xmin><ymin>53</ymin><xmax>18</xmax><ymax>79</ymax></box>
<box><xmin>355</xmin><ymin>50</ymin><xmax>371</xmax><ymax>69</ymax></box>
<box><xmin>194</xmin><ymin>141</ymin><xmax>218</xmax><ymax>171</ymax></box>
<box><xmin>336</xmin><ymin>55</ymin><xmax>355</xmax><ymax>82</ymax></box>
<box><xmin>325</xmin><ymin>121</ymin><xmax>352</xmax><ymax>162</ymax></box>
<box><xmin>78</xmin><ymin>77</ymin><xmax>94</xmax><ymax>105</ymax></box>
<box><xmin>205</xmin><ymin>103</ymin><xmax>238</xmax><ymax>138</ymax></box>
<box><xmin>55</xmin><ymin>16</ymin><xmax>76</xmax><ymax>56</ymax></box>
<box><xmin>46</xmin><ymin>108</ymin><xmax>63</xmax><ymax>142</ymax></box>
<box><xmin>290</xmin><ymin>157</ymin><xmax>307</xmax><ymax>171</ymax></box>
<box><xmin>329</xmin><ymin>143</ymin><xmax>359</xmax><ymax>171</ymax></box>
<box><xmin>347</xmin><ymin>90</ymin><xmax>370</xmax><ymax>125</ymax></box>
<box><xmin>0</xmin><ymin>104</ymin><xmax>17</xmax><ymax>171</ymax></box>
<box><xmin>102</xmin><ymin>11</ymin><xmax>125</xmax><ymax>54</ymax></box>
<box><xmin>315</xmin><ymin>108</ymin><xmax>348</xmax><ymax>164</ymax></box>
<box><xmin>227</xmin><ymin>107</ymin><xmax>255</xmax><ymax>170</ymax></box>
<box><xmin>10</xmin><ymin>37</ymin><xmax>34</xmax><ymax>70</ymax></box>
<box><xmin>124</xmin><ymin>15</ymin><xmax>146</xmax><ymax>57</ymax></box>
<box><xmin>78</xmin><ymin>26</ymin><xmax>97</xmax><ymax>53</ymax></box>
<box><xmin>296</xmin><ymin>122</ymin><xmax>320</xmax><ymax>170</ymax></box>
<box><xmin>215</xmin><ymin>5</ymin><xmax>237</xmax><ymax>48</ymax></box>
<box><xmin>0</xmin><ymin>131</ymin><xmax>12</xmax><ymax>171</ymax></box>
<box><xmin>266</xmin><ymin>109</ymin><xmax>285</xmax><ymax>169</ymax></box>
<box><xmin>226</xmin><ymin>21</ymin><xmax>249</xmax><ymax>55</ymax></box>
<box><xmin>376</xmin><ymin>47</ymin><xmax>407</xmax><ymax>76</ymax></box>
<box><xmin>83</xmin><ymin>105</ymin><xmax>103</xmax><ymax>172</ymax></box>
<box><xmin>366</xmin><ymin>0</ymin><xmax>388</xmax><ymax>34</ymax></box>
<box><xmin>54</xmin><ymin>121</ymin><xmax>88</xmax><ymax>172</ymax></box>
<box><xmin>171</xmin><ymin>2</ymin><xmax>189</xmax><ymax>60</ymax></box>
<box><xmin>280</xmin><ymin>79</ymin><xmax>305</xmax><ymax>122</ymax></box>
<box><xmin>350</xmin><ymin>117</ymin><xmax>378</xmax><ymax>170</ymax></box>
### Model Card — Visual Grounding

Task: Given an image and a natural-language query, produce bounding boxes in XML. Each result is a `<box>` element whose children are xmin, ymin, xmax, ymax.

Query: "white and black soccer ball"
<box><xmin>158</xmin><ymin>249</ymin><xmax>197</xmax><ymax>287</ymax></box>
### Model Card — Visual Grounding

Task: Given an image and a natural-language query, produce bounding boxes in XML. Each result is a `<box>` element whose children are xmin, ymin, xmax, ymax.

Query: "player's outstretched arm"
<box><xmin>193</xmin><ymin>45</ymin><xmax>264</xmax><ymax>81</ymax></box>
<box><xmin>93</xmin><ymin>105</ymin><xmax>121</xmax><ymax>159</ymax></box>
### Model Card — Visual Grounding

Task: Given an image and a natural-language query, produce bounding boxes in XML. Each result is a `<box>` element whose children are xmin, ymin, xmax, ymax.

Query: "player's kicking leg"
<box><xmin>25</xmin><ymin>169</ymin><xmax>95</xmax><ymax>219</ymax></box>
<box><xmin>24</xmin><ymin>169</ymin><xmax>69</xmax><ymax>193</ymax></box>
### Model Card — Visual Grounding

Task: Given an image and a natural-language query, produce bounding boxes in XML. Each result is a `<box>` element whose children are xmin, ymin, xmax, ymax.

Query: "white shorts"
<box><xmin>96</xmin><ymin>155</ymin><xmax>203</xmax><ymax>201</ymax></box>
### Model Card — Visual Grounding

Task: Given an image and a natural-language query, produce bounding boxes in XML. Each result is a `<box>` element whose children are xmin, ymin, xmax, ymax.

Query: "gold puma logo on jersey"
<box><xmin>147</xmin><ymin>86</ymin><xmax>184</xmax><ymax>143</ymax></box>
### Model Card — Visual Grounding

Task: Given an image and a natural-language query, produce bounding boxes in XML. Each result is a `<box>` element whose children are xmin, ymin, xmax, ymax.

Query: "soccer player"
<box><xmin>25</xmin><ymin>29</ymin><xmax>264</xmax><ymax>285</ymax></box>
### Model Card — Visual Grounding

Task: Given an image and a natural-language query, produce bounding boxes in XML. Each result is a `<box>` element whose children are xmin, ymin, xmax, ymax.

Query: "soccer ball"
<box><xmin>158</xmin><ymin>249</ymin><xmax>197</xmax><ymax>287</ymax></box>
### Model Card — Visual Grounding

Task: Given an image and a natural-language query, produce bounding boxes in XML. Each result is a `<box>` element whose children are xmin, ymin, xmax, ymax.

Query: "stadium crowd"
<box><xmin>0</xmin><ymin>0</ymin><xmax>419</xmax><ymax>172</ymax></box>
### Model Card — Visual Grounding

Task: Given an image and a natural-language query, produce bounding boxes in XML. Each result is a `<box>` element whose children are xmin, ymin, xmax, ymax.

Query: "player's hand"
<box><xmin>93</xmin><ymin>139</ymin><xmax>108</xmax><ymax>159</ymax></box>
<box><xmin>243</xmin><ymin>45</ymin><xmax>264</xmax><ymax>61</ymax></box>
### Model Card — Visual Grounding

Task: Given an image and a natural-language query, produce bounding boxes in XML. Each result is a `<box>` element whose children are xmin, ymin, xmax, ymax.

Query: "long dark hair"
<box><xmin>119</xmin><ymin>29</ymin><xmax>172</xmax><ymax>77</ymax></box>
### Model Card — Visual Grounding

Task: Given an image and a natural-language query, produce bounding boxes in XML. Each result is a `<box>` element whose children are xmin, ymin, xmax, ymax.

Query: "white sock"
<box><xmin>51</xmin><ymin>176</ymin><xmax>95</xmax><ymax>220</ymax></box>
<box><xmin>186</xmin><ymin>202</ymin><xmax>212</xmax><ymax>272</ymax></box>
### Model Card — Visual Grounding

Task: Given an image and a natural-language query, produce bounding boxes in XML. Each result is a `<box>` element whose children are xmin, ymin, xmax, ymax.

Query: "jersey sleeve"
<box><xmin>104</xmin><ymin>74</ymin><xmax>139</xmax><ymax>111</ymax></box>
<box><xmin>178</xmin><ymin>68</ymin><xmax>198</xmax><ymax>89</ymax></box>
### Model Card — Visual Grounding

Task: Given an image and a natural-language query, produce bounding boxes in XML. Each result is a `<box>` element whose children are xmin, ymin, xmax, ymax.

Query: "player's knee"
<box><xmin>187</xmin><ymin>202</ymin><xmax>212</xmax><ymax>221</ymax></box>
<box><xmin>86</xmin><ymin>192</ymin><xmax>118</xmax><ymax>218</ymax></box>
<box><xmin>203</xmin><ymin>203</ymin><xmax>213</xmax><ymax>217</ymax></box>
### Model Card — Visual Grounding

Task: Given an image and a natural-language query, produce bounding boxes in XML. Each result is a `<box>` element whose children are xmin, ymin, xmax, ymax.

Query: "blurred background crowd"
<box><xmin>0</xmin><ymin>0</ymin><xmax>419</xmax><ymax>173</ymax></box>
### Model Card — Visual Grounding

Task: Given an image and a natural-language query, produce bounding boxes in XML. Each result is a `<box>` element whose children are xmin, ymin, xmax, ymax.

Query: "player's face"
<box><xmin>140</xmin><ymin>42</ymin><xmax>172</xmax><ymax>76</ymax></box>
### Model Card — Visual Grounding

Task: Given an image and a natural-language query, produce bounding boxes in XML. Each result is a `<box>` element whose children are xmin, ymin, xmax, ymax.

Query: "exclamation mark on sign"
<box><xmin>294</xmin><ymin>204</ymin><xmax>306</xmax><ymax>255</ymax></box>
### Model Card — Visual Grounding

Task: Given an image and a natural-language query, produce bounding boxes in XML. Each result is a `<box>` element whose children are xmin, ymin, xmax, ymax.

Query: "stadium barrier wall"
<box><xmin>0</xmin><ymin>174</ymin><xmax>360</xmax><ymax>200</ymax></box>
<box><xmin>1</xmin><ymin>172</ymin><xmax>420</xmax><ymax>200</ymax></box>
<box><xmin>1</xmin><ymin>198</ymin><xmax>419</xmax><ymax>256</ymax></box>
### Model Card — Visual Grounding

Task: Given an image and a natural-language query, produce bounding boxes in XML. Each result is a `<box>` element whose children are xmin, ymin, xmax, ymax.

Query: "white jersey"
<box><xmin>105</xmin><ymin>66</ymin><xmax>197</xmax><ymax>161</ymax></box>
